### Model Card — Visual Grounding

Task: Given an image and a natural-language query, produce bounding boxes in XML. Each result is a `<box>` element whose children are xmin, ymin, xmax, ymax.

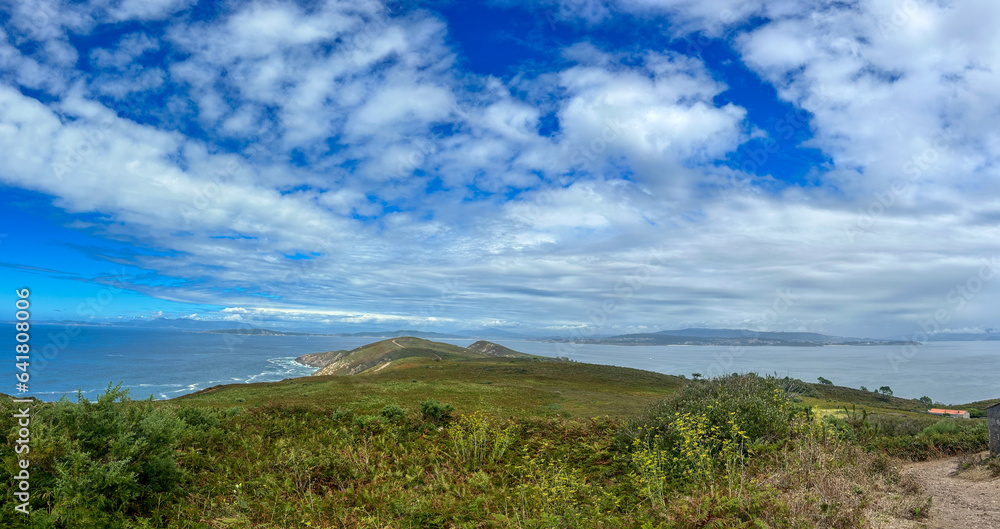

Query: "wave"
<box><xmin>29</xmin><ymin>357</ymin><xmax>315</xmax><ymax>402</ymax></box>
<box><xmin>243</xmin><ymin>356</ymin><xmax>315</xmax><ymax>384</ymax></box>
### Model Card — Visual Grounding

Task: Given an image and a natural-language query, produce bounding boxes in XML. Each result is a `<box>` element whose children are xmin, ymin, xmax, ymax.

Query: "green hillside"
<box><xmin>466</xmin><ymin>339</ymin><xmax>533</xmax><ymax>358</ymax></box>
<box><xmin>308</xmin><ymin>336</ymin><xmax>489</xmax><ymax>376</ymax></box>
<box><xmin>183</xmin><ymin>338</ymin><xmax>684</xmax><ymax>418</ymax></box>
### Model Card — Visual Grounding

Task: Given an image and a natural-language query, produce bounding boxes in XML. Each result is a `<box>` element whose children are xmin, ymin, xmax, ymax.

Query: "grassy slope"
<box><xmin>959</xmin><ymin>397</ymin><xmax>1000</xmax><ymax>409</ymax></box>
<box><xmin>310</xmin><ymin>336</ymin><xmax>490</xmax><ymax>376</ymax></box>
<box><xmin>466</xmin><ymin>340</ymin><xmax>533</xmax><ymax>357</ymax></box>
<box><xmin>180</xmin><ymin>337</ymin><xmax>979</xmax><ymax>420</ymax></box>
<box><xmin>163</xmin><ymin>365</ymin><xmax>947</xmax><ymax>528</ymax></box>
<box><xmin>178</xmin><ymin>337</ymin><xmax>685</xmax><ymax>418</ymax></box>
<box><xmin>805</xmin><ymin>383</ymin><xmax>929</xmax><ymax>411</ymax></box>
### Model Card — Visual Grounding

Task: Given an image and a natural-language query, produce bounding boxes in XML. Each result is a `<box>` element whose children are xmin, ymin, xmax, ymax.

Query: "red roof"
<box><xmin>928</xmin><ymin>409</ymin><xmax>967</xmax><ymax>415</ymax></box>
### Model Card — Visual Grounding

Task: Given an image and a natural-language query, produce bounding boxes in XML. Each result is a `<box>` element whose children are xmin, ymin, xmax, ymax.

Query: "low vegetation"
<box><xmin>1</xmin><ymin>338</ymin><xmax>993</xmax><ymax>528</ymax></box>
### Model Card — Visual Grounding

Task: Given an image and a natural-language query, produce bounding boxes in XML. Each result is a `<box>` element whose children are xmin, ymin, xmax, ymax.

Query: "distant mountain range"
<box><xmin>204</xmin><ymin>328</ymin><xmax>313</xmax><ymax>336</ymax></box>
<box><xmin>203</xmin><ymin>328</ymin><xmax>532</xmax><ymax>340</ymax></box>
<box><xmin>538</xmin><ymin>328</ymin><xmax>919</xmax><ymax>346</ymax></box>
<box><xmin>452</xmin><ymin>327</ymin><xmax>533</xmax><ymax>340</ymax></box>
<box><xmin>38</xmin><ymin>318</ymin><xmax>244</xmax><ymax>331</ymax></box>
<box><xmin>331</xmin><ymin>330</ymin><xmax>466</xmax><ymax>339</ymax></box>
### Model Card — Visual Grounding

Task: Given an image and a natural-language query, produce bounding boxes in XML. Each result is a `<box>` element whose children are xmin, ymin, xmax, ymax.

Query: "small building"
<box><xmin>928</xmin><ymin>408</ymin><xmax>970</xmax><ymax>419</ymax></box>
<box><xmin>988</xmin><ymin>402</ymin><xmax>1000</xmax><ymax>457</ymax></box>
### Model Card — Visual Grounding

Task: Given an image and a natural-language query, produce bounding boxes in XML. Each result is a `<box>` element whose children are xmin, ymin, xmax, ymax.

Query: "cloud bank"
<box><xmin>1</xmin><ymin>0</ymin><xmax>998</xmax><ymax>337</ymax></box>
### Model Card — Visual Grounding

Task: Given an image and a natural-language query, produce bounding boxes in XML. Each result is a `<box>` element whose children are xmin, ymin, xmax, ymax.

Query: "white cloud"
<box><xmin>2</xmin><ymin>0</ymin><xmax>1000</xmax><ymax>337</ymax></box>
<box><xmin>736</xmin><ymin>0</ymin><xmax>1000</xmax><ymax>201</ymax></box>
<box><xmin>103</xmin><ymin>0</ymin><xmax>196</xmax><ymax>21</ymax></box>
<box><xmin>551</xmin><ymin>0</ymin><xmax>801</xmax><ymax>35</ymax></box>
<box><xmin>89</xmin><ymin>32</ymin><xmax>159</xmax><ymax>68</ymax></box>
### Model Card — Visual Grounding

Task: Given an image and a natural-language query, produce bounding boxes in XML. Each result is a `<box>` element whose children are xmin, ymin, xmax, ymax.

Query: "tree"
<box><xmin>878</xmin><ymin>386</ymin><xmax>893</xmax><ymax>397</ymax></box>
<box><xmin>918</xmin><ymin>395</ymin><xmax>932</xmax><ymax>406</ymax></box>
<box><xmin>817</xmin><ymin>376</ymin><xmax>833</xmax><ymax>385</ymax></box>
<box><xmin>859</xmin><ymin>386</ymin><xmax>869</xmax><ymax>392</ymax></box>
<box><xmin>691</xmin><ymin>373</ymin><xmax>703</xmax><ymax>380</ymax></box>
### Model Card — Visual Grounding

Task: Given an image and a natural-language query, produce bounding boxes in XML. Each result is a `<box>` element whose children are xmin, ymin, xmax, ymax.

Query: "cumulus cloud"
<box><xmin>1</xmin><ymin>0</ymin><xmax>998</xmax><ymax>337</ymax></box>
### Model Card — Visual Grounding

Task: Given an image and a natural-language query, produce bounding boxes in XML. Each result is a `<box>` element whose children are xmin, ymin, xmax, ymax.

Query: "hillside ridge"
<box><xmin>306</xmin><ymin>336</ymin><xmax>488</xmax><ymax>376</ymax></box>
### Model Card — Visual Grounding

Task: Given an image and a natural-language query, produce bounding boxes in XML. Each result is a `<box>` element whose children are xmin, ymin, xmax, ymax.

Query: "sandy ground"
<box><xmin>888</xmin><ymin>452</ymin><xmax>1000</xmax><ymax>528</ymax></box>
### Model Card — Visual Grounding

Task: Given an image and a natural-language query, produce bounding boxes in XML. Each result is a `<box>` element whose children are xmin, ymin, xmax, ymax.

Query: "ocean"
<box><xmin>17</xmin><ymin>324</ymin><xmax>1000</xmax><ymax>405</ymax></box>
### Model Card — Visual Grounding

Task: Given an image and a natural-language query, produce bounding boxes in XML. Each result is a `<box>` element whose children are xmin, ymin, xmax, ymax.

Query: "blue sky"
<box><xmin>1</xmin><ymin>0</ymin><xmax>999</xmax><ymax>337</ymax></box>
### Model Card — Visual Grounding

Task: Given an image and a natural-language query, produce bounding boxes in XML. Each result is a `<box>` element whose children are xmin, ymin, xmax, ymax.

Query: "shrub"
<box><xmin>354</xmin><ymin>414</ymin><xmax>382</xmax><ymax>427</ymax></box>
<box><xmin>870</xmin><ymin>419</ymin><xmax>988</xmax><ymax>460</ymax></box>
<box><xmin>780</xmin><ymin>376</ymin><xmax>820</xmax><ymax>398</ymax></box>
<box><xmin>447</xmin><ymin>411</ymin><xmax>518</xmax><ymax>468</ymax></box>
<box><xmin>866</xmin><ymin>413</ymin><xmax>936</xmax><ymax>437</ymax></box>
<box><xmin>626</xmin><ymin>373</ymin><xmax>800</xmax><ymax>450</ymax></box>
<box><xmin>921</xmin><ymin>419</ymin><xmax>960</xmax><ymax>436</ymax></box>
<box><xmin>829</xmin><ymin>405</ymin><xmax>882</xmax><ymax>444</ymax></box>
<box><xmin>619</xmin><ymin>373</ymin><xmax>804</xmax><ymax>499</ymax></box>
<box><xmin>1</xmin><ymin>383</ymin><xmax>187</xmax><ymax>527</ymax></box>
<box><xmin>379</xmin><ymin>404</ymin><xmax>406</xmax><ymax>421</ymax></box>
<box><xmin>420</xmin><ymin>399</ymin><xmax>454</xmax><ymax>423</ymax></box>
<box><xmin>176</xmin><ymin>406</ymin><xmax>222</xmax><ymax>430</ymax></box>
<box><xmin>331</xmin><ymin>407</ymin><xmax>354</xmax><ymax>422</ymax></box>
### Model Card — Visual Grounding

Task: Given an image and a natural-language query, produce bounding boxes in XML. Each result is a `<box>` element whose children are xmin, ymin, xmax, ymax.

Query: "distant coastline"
<box><xmin>28</xmin><ymin>320</ymin><xmax>988</xmax><ymax>346</ymax></box>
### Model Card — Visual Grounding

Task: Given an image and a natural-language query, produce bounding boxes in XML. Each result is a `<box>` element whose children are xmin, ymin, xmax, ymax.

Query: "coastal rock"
<box><xmin>294</xmin><ymin>350</ymin><xmax>347</xmax><ymax>368</ymax></box>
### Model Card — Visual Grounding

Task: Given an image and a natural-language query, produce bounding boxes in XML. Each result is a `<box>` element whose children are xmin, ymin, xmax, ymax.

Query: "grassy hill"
<box><xmin>306</xmin><ymin>336</ymin><xmax>496</xmax><ymax>376</ymax></box>
<box><xmin>183</xmin><ymin>337</ymin><xmax>685</xmax><ymax>418</ymax></box>
<box><xmin>466</xmin><ymin>339</ymin><xmax>532</xmax><ymax>358</ymax></box>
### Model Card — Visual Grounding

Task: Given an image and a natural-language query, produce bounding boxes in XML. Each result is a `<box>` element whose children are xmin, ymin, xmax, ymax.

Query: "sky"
<box><xmin>1</xmin><ymin>0</ymin><xmax>998</xmax><ymax>338</ymax></box>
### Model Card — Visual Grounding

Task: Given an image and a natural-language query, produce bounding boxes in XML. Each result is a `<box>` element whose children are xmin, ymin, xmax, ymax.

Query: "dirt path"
<box><xmin>894</xmin><ymin>453</ymin><xmax>1000</xmax><ymax>528</ymax></box>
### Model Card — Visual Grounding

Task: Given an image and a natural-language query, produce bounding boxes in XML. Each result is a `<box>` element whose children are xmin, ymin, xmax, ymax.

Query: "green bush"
<box><xmin>618</xmin><ymin>374</ymin><xmax>803</xmax><ymax>494</ymax></box>
<box><xmin>420</xmin><ymin>399</ymin><xmax>454</xmax><ymax>423</ymax></box>
<box><xmin>1</xmin><ymin>383</ymin><xmax>187</xmax><ymax>527</ymax></box>
<box><xmin>780</xmin><ymin>376</ymin><xmax>820</xmax><ymax>398</ymax></box>
<box><xmin>379</xmin><ymin>404</ymin><xmax>406</xmax><ymax>421</ymax></box>
<box><xmin>176</xmin><ymin>405</ymin><xmax>222</xmax><ymax>430</ymax></box>
<box><xmin>353</xmin><ymin>414</ymin><xmax>383</xmax><ymax>429</ymax></box>
<box><xmin>869</xmin><ymin>419</ymin><xmax>988</xmax><ymax>460</ymax></box>
<box><xmin>921</xmin><ymin>419</ymin><xmax>960</xmax><ymax>435</ymax></box>
<box><xmin>331</xmin><ymin>407</ymin><xmax>354</xmax><ymax>422</ymax></box>
<box><xmin>624</xmin><ymin>373</ymin><xmax>800</xmax><ymax>451</ymax></box>
<box><xmin>866</xmin><ymin>413</ymin><xmax>936</xmax><ymax>437</ymax></box>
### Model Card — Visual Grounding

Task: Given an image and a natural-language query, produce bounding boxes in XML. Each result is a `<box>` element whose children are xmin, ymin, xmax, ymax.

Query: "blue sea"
<box><xmin>16</xmin><ymin>324</ymin><xmax>1000</xmax><ymax>405</ymax></box>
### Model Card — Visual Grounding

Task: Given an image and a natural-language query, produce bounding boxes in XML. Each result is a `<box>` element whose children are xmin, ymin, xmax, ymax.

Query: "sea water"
<box><xmin>22</xmin><ymin>325</ymin><xmax>377</xmax><ymax>401</ymax></box>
